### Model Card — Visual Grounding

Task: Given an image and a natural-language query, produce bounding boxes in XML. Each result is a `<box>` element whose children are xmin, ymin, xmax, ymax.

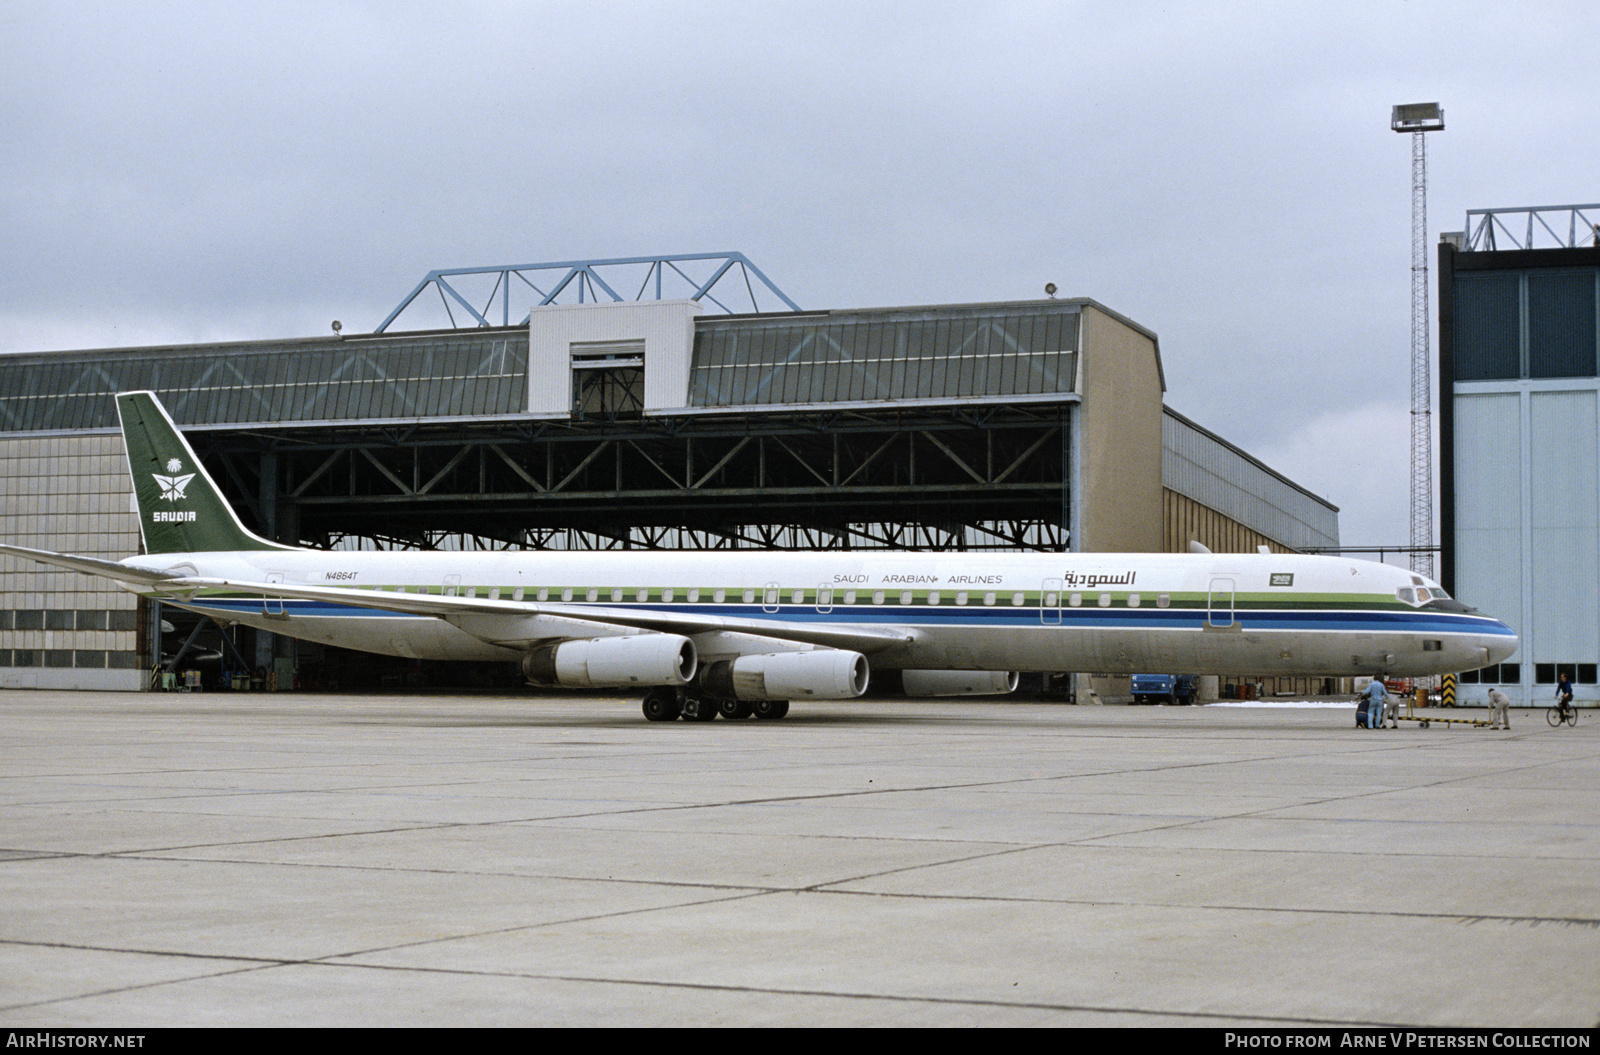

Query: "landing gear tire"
<box><xmin>642</xmin><ymin>688</ymin><xmax>682</xmax><ymax>722</ymax></box>
<box><xmin>751</xmin><ymin>699</ymin><xmax>790</xmax><ymax>720</ymax></box>
<box><xmin>717</xmin><ymin>697</ymin><xmax>754</xmax><ymax>720</ymax></box>
<box><xmin>681</xmin><ymin>696</ymin><xmax>718</xmax><ymax>722</ymax></box>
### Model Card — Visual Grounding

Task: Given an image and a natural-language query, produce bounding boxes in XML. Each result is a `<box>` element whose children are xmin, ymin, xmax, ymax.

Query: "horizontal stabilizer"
<box><xmin>0</xmin><ymin>543</ymin><xmax>189</xmax><ymax>585</ymax></box>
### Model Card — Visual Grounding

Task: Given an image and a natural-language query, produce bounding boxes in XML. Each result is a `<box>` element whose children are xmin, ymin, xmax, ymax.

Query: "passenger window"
<box><xmin>712</xmin><ymin>588</ymin><xmax>725</xmax><ymax>603</ymax></box>
<box><xmin>900</xmin><ymin>590</ymin><xmax>914</xmax><ymax>605</ymax></box>
<box><xmin>1069</xmin><ymin>592</ymin><xmax>1082</xmax><ymax>607</ymax></box>
<box><xmin>792</xmin><ymin>589</ymin><xmax>805</xmax><ymax>604</ymax></box>
<box><xmin>743</xmin><ymin>588</ymin><xmax>755</xmax><ymax>603</ymax></box>
<box><xmin>1098</xmin><ymin>593</ymin><xmax>1111</xmax><ymax>607</ymax></box>
<box><xmin>928</xmin><ymin>591</ymin><xmax>941</xmax><ymax>605</ymax></box>
<box><xmin>1157</xmin><ymin>593</ymin><xmax>1170</xmax><ymax>608</ymax></box>
<box><xmin>765</xmin><ymin>588</ymin><xmax>780</xmax><ymax>605</ymax></box>
<box><xmin>534</xmin><ymin>588</ymin><xmax>546</xmax><ymax>602</ymax></box>
<box><xmin>636</xmin><ymin>588</ymin><xmax>649</xmax><ymax>602</ymax></box>
<box><xmin>663</xmin><ymin>588</ymin><xmax>675</xmax><ymax>602</ymax></box>
<box><xmin>561</xmin><ymin>588</ymin><xmax>573</xmax><ymax>602</ymax></box>
<box><xmin>1043</xmin><ymin>591</ymin><xmax>1057</xmax><ymax>607</ymax></box>
<box><xmin>844</xmin><ymin>590</ymin><xmax>856</xmax><ymax>604</ymax></box>
<box><xmin>1127</xmin><ymin>593</ymin><xmax>1140</xmax><ymax>608</ymax></box>
<box><xmin>956</xmin><ymin>591</ymin><xmax>968</xmax><ymax>605</ymax></box>
<box><xmin>513</xmin><ymin>587</ymin><xmax>525</xmax><ymax>601</ymax></box>
<box><xmin>587</xmin><ymin>588</ymin><xmax>599</xmax><ymax>602</ymax></box>
<box><xmin>983</xmin><ymin>592</ymin><xmax>996</xmax><ymax>606</ymax></box>
<box><xmin>1012</xmin><ymin>592</ymin><xmax>1025</xmax><ymax>606</ymax></box>
<box><xmin>872</xmin><ymin>591</ymin><xmax>885</xmax><ymax>604</ymax></box>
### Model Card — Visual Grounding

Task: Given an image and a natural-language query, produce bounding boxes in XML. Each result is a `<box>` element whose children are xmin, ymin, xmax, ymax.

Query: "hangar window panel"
<box><xmin>811</xmin><ymin>328</ymin><xmax>838</xmax><ymax>402</ymax></box>
<box><xmin>435</xmin><ymin>344</ymin><xmax>462</xmax><ymax>415</ymax></box>
<box><xmin>899</xmin><ymin>320</ymin><xmax>928</xmax><ymax>397</ymax></box>
<box><xmin>1528</xmin><ymin>270</ymin><xmax>1598</xmax><ymax>379</ymax></box>
<box><xmin>739</xmin><ymin>330</ymin><xmax>767</xmax><ymax>403</ymax></box>
<box><xmin>950</xmin><ymin>319</ymin><xmax>977</xmax><ymax>395</ymax></box>
<box><xmin>883</xmin><ymin>323</ymin><xmax>911</xmax><ymax>400</ymax></box>
<box><xmin>1454</xmin><ymin>272</ymin><xmax>1521</xmax><ymax>380</ymax></box>
<box><xmin>779</xmin><ymin>327</ymin><xmax>809</xmax><ymax>404</ymax></box>
<box><xmin>800</xmin><ymin>332</ymin><xmax>831</xmax><ymax>403</ymax></box>
<box><xmin>996</xmin><ymin>317</ymin><xmax>1026</xmax><ymax>395</ymax></box>
<box><xmin>847</xmin><ymin>322</ymin><xmax>879</xmax><ymax>400</ymax></box>
<box><xmin>730</xmin><ymin>329</ymin><xmax>762</xmax><ymax>403</ymax></box>
<box><xmin>446</xmin><ymin>343</ymin><xmax>475</xmax><ymax>413</ymax></box>
<box><xmin>925</xmin><ymin>318</ymin><xmax>951</xmax><ymax>397</ymax></box>
<box><xmin>820</xmin><ymin>323</ymin><xmax>850</xmax><ymax>401</ymax></box>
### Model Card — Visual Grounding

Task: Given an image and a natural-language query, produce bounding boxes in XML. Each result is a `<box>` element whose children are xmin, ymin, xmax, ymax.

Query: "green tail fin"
<box><xmin>116</xmin><ymin>391</ymin><xmax>289</xmax><ymax>554</ymax></box>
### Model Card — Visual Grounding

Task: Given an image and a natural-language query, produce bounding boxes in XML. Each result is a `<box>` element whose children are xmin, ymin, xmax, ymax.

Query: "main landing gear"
<box><xmin>640</xmin><ymin>687</ymin><xmax>789</xmax><ymax>722</ymax></box>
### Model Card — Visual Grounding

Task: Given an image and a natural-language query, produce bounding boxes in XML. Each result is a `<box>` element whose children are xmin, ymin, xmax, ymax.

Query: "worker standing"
<box><xmin>1486</xmin><ymin>686</ymin><xmax>1512</xmax><ymax>730</ymax></box>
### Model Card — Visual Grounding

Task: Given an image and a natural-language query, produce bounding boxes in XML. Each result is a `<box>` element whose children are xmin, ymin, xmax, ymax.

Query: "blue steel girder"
<box><xmin>376</xmin><ymin>252</ymin><xmax>801</xmax><ymax>333</ymax></box>
<box><xmin>1463</xmin><ymin>204</ymin><xmax>1600</xmax><ymax>251</ymax></box>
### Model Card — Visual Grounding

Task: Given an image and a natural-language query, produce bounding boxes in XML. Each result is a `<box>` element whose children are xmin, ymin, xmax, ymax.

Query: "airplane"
<box><xmin>0</xmin><ymin>391</ymin><xmax>1518</xmax><ymax>721</ymax></box>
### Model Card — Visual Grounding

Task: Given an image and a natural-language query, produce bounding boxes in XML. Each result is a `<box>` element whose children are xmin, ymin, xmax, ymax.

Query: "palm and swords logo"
<box><xmin>153</xmin><ymin>458</ymin><xmax>196</xmax><ymax>501</ymax></box>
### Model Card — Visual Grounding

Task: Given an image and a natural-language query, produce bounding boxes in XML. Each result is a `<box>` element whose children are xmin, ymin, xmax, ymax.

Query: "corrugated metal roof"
<box><xmin>689</xmin><ymin>304</ymin><xmax>1079</xmax><ymax>408</ymax></box>
<box><xmin>0</xmin><ymin>301</ymin><xmax>1087</xmax><ymax>432</ymax></box>
<box><xmin>1162</xmin><ymin>408</ymin><xmax>1339</xmax><ymax>549</ymax></box>
<box><xmin>0</xmin><ymin>332</ymin><xmax>529</xmax><ymax>431</ymax></box>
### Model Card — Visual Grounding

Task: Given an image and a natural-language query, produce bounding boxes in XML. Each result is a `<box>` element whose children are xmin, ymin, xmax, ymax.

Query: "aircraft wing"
<box><xmin>163</xmin><ymin>575</ymin><xmax>918</xmax><ymax>655</ymax></box>
<box><xmin>0</xmin><ymin>543</ymin><xmax>190</xmax><ymax>586</ymax></box>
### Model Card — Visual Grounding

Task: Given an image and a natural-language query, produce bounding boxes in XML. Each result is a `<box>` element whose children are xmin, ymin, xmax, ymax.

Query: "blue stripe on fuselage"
<box><xmin>175</xmin><ymin>596</ymin><xmax>1514</xmax><ymax>637</ymax></box>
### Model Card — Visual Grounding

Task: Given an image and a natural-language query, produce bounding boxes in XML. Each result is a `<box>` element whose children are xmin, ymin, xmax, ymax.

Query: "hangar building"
<box><xmin>1441</xmin><ymin>206</ymin><xmax>1600</xmax><ymax>705</ymax></box>
<box><xmin>0</xmin><ymin>255</ymin><xmax>1337</xmax><ymax>693</ymax></box>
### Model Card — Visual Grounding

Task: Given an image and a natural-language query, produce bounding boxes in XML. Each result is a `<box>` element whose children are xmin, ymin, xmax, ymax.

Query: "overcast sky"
<box><xmin>4</xmin><ymin>1</ymin><xmax>1596</xmax><ymax>551</ymax></box>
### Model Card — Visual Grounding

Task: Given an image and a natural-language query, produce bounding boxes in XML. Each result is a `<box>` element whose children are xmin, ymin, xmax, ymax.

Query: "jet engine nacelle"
<box><xmin>700</xmin><ymin>650</ymin><xmax>869</xmax><ymax>701</ymax></box>
<box><xmin>522</xmin><ymin>634</ymin><xmax>697</xmax><ymax>689</ymax></box>
<box><xmin>881</xmin><ymin>669</ymin><xmax>1020</xmax><ymax>697</ymax></box>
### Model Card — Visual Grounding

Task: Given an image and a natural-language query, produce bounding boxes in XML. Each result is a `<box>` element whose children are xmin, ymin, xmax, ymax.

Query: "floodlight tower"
<box><xmin>1392</xmin><ymin>102</ymin><xmax>1444</xmax><ymax>580</ymax></box>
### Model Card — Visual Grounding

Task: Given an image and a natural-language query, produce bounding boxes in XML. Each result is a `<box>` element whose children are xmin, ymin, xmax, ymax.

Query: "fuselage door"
<box><xmin>816</xmin><ymin>584</ymin><xmax>833</xmax><ymax>614</ymax></box>
<box><xmin>263</xmin><ymin>572</ymin><xmax>285</xmax><ymax>617</ymax></box>
<box><xmin>763</xmin><ymin>582</ymin><xmax>781</xmax><ymax>614</ymax></box>
<box><xmin>1040</xmin><ymin>578</ymin><xmax>1064</xmax><ymax>624</ymax></box>
<box><xmin>1207</xmin><ymin>577</ymin><xmax>1236</xmax><ymax>628</ymax></box>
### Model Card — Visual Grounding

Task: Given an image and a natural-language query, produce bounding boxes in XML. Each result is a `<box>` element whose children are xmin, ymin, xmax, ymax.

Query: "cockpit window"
<box><xmin>1400</xmin><ymin>583</ymin><xmax>1453</xmax><ymax>606</ymax></box>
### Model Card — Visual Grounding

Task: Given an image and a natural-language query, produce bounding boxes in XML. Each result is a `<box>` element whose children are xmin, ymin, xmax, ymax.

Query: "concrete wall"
<box><xmin>1164</xmin><ymin>490</ymin><xmax>1295</xmax><ymax>556</ymax></box>
<box><xmin>527</xmin><ymin>300</ymin><xmax>701</xmax><ymax>416</ymax></box>
<box><xmin>0</xmin><ymin>432</ymin><xmax>144</xmax><ymax>689</ymax></box>
<box><xmin>1077</xmin><ymin>305</ymin><xmax>1164</xmax><ymax>552</ymax></box>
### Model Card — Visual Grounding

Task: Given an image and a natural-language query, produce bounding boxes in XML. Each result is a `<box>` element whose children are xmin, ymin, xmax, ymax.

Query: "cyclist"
<box><xmin>1556</xmin><ymin>672</ymin><xmax>1575</xmax><ymax>722</ymax></box>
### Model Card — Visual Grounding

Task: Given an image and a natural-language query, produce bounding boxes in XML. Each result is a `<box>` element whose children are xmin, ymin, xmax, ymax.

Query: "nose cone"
<box><xmin>1486</xmin><ymin>622</ymin><xmax>1519</xmax><ymax>666</ymax></box>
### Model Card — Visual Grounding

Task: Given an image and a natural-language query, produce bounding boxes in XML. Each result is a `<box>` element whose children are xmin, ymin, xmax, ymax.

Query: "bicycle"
<box><xmin>1546</xmin><ymin>699</ymin><xmax>1579</xmax><ymax>727</ymax></box>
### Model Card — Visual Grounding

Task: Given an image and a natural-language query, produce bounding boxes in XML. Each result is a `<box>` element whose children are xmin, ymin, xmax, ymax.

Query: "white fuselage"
<box><xmin>128</xmin><ymin>549</ymin><xmax>1518</xmax><ymax>679</ymax></box>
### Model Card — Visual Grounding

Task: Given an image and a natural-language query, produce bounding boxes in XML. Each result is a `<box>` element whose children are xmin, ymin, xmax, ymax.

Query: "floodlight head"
<box><xmin>1392</xmin><ymin>102</ymin><xmax>1444</xmax><ymax>133</ymax></box>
